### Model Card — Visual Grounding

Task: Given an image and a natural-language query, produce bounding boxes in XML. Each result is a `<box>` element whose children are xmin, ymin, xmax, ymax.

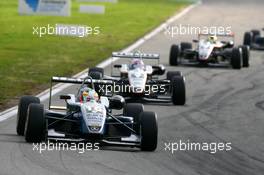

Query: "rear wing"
<box><xmin>198</xmin><ymin>32</ymin><xmax>235</xmax><ymax>37</ymax></box>
<box><xmin>49</xmin><ymin>77</ymin><xmax>114</xmax><ymax>110</ymax></box>
<box><xmin>197</xmin><ymin>32</ymin><xmax>235</xmax><ymax>45</ymax></box>
<box><xmin>112</xmin><ymin>52</ymin><xmax>160</xmax><ymax>60</ymax></box>
<box><xmin>51</xmin><ymin>76</ymin><xmax>113</xmax><ymax>85</ymax></box>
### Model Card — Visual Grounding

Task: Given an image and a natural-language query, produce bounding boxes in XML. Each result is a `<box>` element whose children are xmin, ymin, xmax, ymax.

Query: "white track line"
<box><xmin>0</xmin><ymin>1</ymin><xmax>201</xmax><ymax>122</ymax></box>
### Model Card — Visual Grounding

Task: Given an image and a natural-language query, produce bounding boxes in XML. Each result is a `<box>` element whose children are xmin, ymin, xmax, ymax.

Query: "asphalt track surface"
<box><xmin>1</xmin><ymin>0</ymin><xmax>264</xmax><ymax>174</ymax></box>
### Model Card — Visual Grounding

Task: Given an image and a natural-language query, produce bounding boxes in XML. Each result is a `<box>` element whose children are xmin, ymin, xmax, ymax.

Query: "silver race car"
<box><xmin>169</xmin><ymin>33</ymin><xmax>250</xmax><ymax>69</ymax></box>
<box><xmin>89</xmin><ymin>52</ymin><xmax>186</xmax><ymax>105</ymax></box>
<box><xmin>16</xmin><ymin>76</ymin><xmax>158</xmax><ymax>151</ymax></box>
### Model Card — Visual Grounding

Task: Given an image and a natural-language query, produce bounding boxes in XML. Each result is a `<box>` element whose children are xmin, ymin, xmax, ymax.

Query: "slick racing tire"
<box><xmin>167</xmin><ymin>71</ymin><xmax>183</xmax><ymax>93</ymax></box>
<box><xmin>243</xmin><ymin>32</ymin><xmax>252</xmax><ymax>46</ymax></box>
<box><xmin>169</xmin><ymin>44</ymin><xmax>180</xmax><ymax>66</ymax></box>
<box><xmin>239</xmin><ymin>45</ymin><xmax>250</xmax><ymax>67</ymax></box>
<box><xmin>171</xmin><ymin>76</ymin><xmax>186</xmax><ymax>105</ymax></box>
<box><xmin>231</xmin><ymin>48</ymin><xmax>242</xmax><ymax>69</ymax></box>
<box><xmin>17</xmin><ymin>96</ymin><xmax>40</xmax><ymax>136</ymax></box>
<box><xmin>123</xmin><ymin>103</ymin><xmax>144</xmax><ymax>134</ymax></box>
<box><xmin>166</xmin><ymin>71</ymin><xmax>182</xmax><ymax>81</ymax></box>
<box><xmin>89</xmin><ymin>67</ymin><xmax>105</xmax><ymax>95</ymax></box>
<box><xmin>88</xmin><ymin>67</ymin><xmax>104</xmax><ymax>79</ymax></box>
<box><xmin>140</xmin><ymin>111</ymin><xmax>158</xmax><ymax>151</ymax></box>
<box><xmin>251</xmin><ymin>29</ymin><xmax>260</xmax><ymax>41</ymax></box>
<box><xmin>25</xmin><ymin>103</ymin><xmax>46</xmax><ymax>143</ymax></box>
<box><xmin>255</xmin><ymin>36</ymin><xmax>264</xmax><ymax>46</ymax></box>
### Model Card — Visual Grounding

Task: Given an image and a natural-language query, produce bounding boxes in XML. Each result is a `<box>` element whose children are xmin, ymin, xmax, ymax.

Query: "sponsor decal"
<box><xmin>19</xmin><ymin>0</ymin><xmax>71</xmax><ymax>16</ymax></box>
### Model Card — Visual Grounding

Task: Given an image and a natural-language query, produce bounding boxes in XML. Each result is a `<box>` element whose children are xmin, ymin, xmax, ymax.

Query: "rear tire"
<box><xmin>171</xmin><ymin>76</ymin><xmax>186</xmax><ymax>105</ymax></box>
<box><xmin>17</xmin><ymin>96</ymin><xmax>40</xmax><ymax>136</ymax></box>
<box><xmin>140</xmin><ymin>111</ymin><xmax>158</xmax><ymax>151</ymax></box>
<box><xmin>88</xmin><ymin>67</ymin><xmax>104</xmax><ymax>79</ymax></box>
<box><xmin>25</xmin><ymin>104</ymin><xmax>46</xmax><ymax>143</ymax></box>
<box><xmin>89</xmin><ymin>67</ymin><xmax>105</xmax><ymax>95</ymax></box>
<box><xmin>255</xmin><ymin>36</ymin><xmax>264</xmax><ymax>46</ymax></box>
<box><xmin>251</xmin><ymin>30</ymin><xmax>260</xmax><ymax>41</ymax></box>
<box><xmin>231</xmin><ymin>48</ymin><xmax>242</xmax><ymax>69</ymax></box>
<box><xmin>243</xmin><ymin>32</ymin><xmax>252</xmax><ymax>46</ymax></box>
<box><xmin>169</xmin><ymin>45</ymin><xmax>180</xmax><ymax>66</ymax></box>
<box><xmin>123</xmin><ymin>103</ymin><xmax>144</xmax><ymax>134</ymax></box>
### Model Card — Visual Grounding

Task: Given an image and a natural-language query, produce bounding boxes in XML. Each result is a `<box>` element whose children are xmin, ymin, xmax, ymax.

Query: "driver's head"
<box><xmin>79</xmin><ymin>87</ymin><xmax>99</xmax><ymax>103</ymax></box>
<box><xmin>208</xmin><ymin>35</ymin><xmax>217</xmax><ymax>43</ymax></box>
<box><xmin>131</xmin><ymin>59</ymin><xmax>144</xmax><ymax>69</ymax></box>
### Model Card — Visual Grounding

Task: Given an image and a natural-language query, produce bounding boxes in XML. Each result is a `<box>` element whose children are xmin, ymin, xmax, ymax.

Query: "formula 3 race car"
<box><xmin>88</xmin><ymin>52</ymin><xmax>186</xmax><ymax>105</ymax></box>
<box><xmin>169</xmin><ymin>33</ymin><xmax>250</xmax><ymax>69</ymax></box>
<box><xmin>16</xmin><ymin>76</ymin><xmax>158</xmax><ymax>151</ymax></box>
<box><xmin>244</xmin><ymin>28</ymin><xmax>264</xmax><ymax>50</ymax></box>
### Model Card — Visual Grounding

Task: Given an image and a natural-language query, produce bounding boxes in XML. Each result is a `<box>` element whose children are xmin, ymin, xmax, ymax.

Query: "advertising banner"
<box><xmin>18</xmin><ymin>0</ymin><xmax>71</xmax><ymax>16</ymax></box>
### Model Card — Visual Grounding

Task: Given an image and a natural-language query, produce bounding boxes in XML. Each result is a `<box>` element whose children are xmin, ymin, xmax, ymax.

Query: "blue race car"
<box><xmin>16</xmin><ymin>76</ymin><xmax>158</xmax><ymax>151</ymax></box>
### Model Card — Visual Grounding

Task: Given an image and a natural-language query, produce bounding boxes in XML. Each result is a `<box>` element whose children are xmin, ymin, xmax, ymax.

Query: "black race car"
<box><xmin>244</xmin><ymin>28</ymin><xmax>264</xmax><ymax>50</ymax></box>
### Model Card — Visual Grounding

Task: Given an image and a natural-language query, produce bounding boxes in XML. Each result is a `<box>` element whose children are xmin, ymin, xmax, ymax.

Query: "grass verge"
<box><xmin>0</xmin><ymin>0</ymin><xmax>190</xmax><ymax>110</ymax></box>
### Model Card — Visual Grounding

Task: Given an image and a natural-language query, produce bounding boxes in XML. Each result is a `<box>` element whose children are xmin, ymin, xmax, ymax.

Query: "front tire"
<box><xmin>255</xmin><ymin>36</ymin><xmax>264</xmax><ymax>46</ymax></box>
<box><xmin>169</xmin><ymin>45</ymin><xmax>180</xmax><ymax>66</ymax></box>
<box><xmin>166</xmin><ymin>71</ymin><xmax>182</xmax><ymax>81</ymax></box>
<box><xmin>123</xmin><ymin>103</ymin><xmax>144</xmax><ymax>134</ymax></box>
<box><xmin>243</xmin><ymin>32</ymin><xmax>252</xmax><ymax>46</ymax></box>
<box><xmin>89</xmin><ymin>67</ymin><xmax>105</xmax><ymax>95</ymax></box>
<box><xmin>171</xmin><ymin>76</ymin><xmax>186</xmax><ymax>105</ymax></box>
<box><xmin>140</xmin><ymin>111</ymin><xmax>158</xmax><ymax>151</ymax></box>
<box><xmin>88</xmin><ymin>67</ymin><xmax>104</xmax><ymax>79</ymax></box>
<box><xmin>251</xmin><ymin>29</ymin><xmax>260</xmax><ymax>41</ymax></box>
<box><xmin>24</xmin><ymin>104</ymin><xmax>46</xmax><ymax>143</ymax></box>
<box><xmin>231</xmin><ymin>48</ymin><xmax>242</xmax><ymax>69</ymax></box>
<box><xmin>17</xmin><ymin>96</ymin><xmax>40</xmax><ymax>136</ymax></box>
<box><xmin>239</xmin><ymin>45</ymin><xmax>250</xmax><ymax>67</ymax></box>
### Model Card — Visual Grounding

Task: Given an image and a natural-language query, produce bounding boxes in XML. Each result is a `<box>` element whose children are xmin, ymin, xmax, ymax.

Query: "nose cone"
<box><xmin>80</xmin><ymin>103</ymin><xmax>106</xmax><ymax>134</ymax></box>
<box><xmin>199</xmin><ymin>42</ymin><xmax>212</xmax><ymax>60</ymax></box>
<box><xmin>130</xmin><ymin>86</ymin><xmax>144</xmax><ymax>93</ymax></box>
<box><xmin>128</xmin><ymin>70</ymin><xmax>147</xmax><ymax>94</ymax></box>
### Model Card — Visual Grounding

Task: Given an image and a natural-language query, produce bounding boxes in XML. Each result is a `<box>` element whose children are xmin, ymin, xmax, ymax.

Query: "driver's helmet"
<box><xmin>79</xmin><ymin>87</ymin><xmax>99</xmax><ymax>103</ymax></box>
<box><xmin>207</xmin><ymin>35</ymin><xmax>217</xmax><ymax>43</ymax></box>
<box><xmin>130</xmin><ymin>59</ymin><xmax>144</xmax><ymax>69</ymax></box>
